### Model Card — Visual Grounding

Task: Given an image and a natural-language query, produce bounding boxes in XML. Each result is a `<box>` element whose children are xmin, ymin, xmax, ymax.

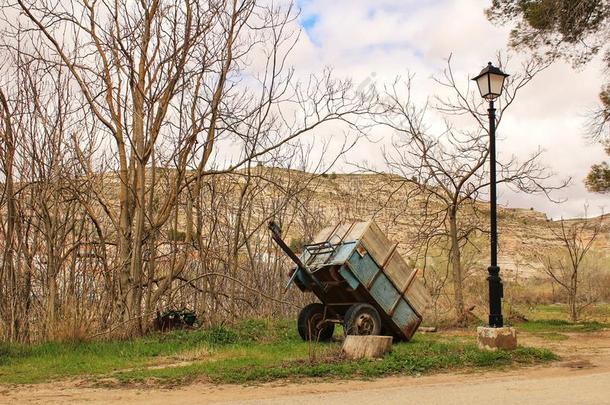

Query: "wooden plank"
<box><xmin>390</xmin><ymin>268</ymin><xmax>418</xmax><ymax>316</ymax></box>
<box><xmin>381</xmin><ymin>243</ymin><xmax>399</xmax><ymax>267</ymax></box>
<box><xmin>344</xmin><ymin>221</ymin><xmax>369</xmax><ymax>242</ymax></box>
<box><xmin>313</xmin><ymin>221</ymin><xmax>379</xmax><ymax>246</ymax></box>
<box><xmin>403</xmin><ymin>266</ymin><xmax>419</xmax><ymax>292</ymax></box>
<box><xmin>347</xmin><ymin>249</ymin><xmax>378</xmax><ymax>286</ymax></box>
<box><xmin>360</xmin><ymin>221</ymin><xmax>392</xmax><ymax>267</ymax></box>
<box><xmin>405</xmin><ymin>276</ymin><xmax>432</xmax><ymax>314</ymax></box>
<box><xmin>366</xmin><ymin>265</ymin><xmax>382</xmax><ymax>290</ymax></box>
<box><xmin>339</xmin><ymin>222</ymin><xmax>356</xmax><ymax>243</ymax></box>
<box><xmin>327</xmin><ymin>223</ymin><xmax>351</xmax><ymax>244</ymax></box>
<box><xmin>391</xmin><ymin>299</ymin><xmax>421</xmax><ymax>339</ymax></box>
<box><xmin>383</xmin><ymin>252</ymin><xmax>412</xmax><ymax>292</ymax></box>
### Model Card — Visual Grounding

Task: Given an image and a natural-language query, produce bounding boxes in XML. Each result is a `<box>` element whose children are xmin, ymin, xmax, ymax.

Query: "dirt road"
<box><xmin>3</xmin><ymin>330</ymin><xmax>609</xmax><ymax>405</ymax></box>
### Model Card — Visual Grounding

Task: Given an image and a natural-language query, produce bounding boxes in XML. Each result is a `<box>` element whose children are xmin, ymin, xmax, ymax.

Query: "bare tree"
<box><xmin>0</xmin><ymin>79</ymin><xmax>18</xmax><ymax>342</ymax></box>
<box><xmin>0</xmin><ymin>0</ymin><xmax>374</xmax><ymax>338</ymax></box>
<box><xmin>375</xmin><ymin>56</ymin><xmax>568</xmax><ymax>324</ymax></box>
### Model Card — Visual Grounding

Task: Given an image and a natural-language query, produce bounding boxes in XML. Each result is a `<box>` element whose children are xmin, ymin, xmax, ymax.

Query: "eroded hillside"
<box><xmin>260</xmin><ymin>169</ymin><xmax>610</xmax><ymax>279</ymax></box>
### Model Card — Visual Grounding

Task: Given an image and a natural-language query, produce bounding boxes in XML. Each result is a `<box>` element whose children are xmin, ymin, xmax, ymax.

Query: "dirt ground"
<box><xmin>2</xmin><ymin>329</ymin><xmax>609</xmax><ymax>405</ymax></box>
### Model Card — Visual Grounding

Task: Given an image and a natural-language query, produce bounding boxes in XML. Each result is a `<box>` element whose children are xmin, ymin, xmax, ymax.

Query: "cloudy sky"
<box><xmin>282</xmin><ymin>0</ymin><xmax>607</xmax><ymax>219</ymax></box>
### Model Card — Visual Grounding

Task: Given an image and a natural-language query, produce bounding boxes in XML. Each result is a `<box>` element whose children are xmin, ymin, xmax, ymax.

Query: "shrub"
<box><xmin>289</xmin><ymin>237</ymin><xmax>305</xmax><ymax>252</ymax></box>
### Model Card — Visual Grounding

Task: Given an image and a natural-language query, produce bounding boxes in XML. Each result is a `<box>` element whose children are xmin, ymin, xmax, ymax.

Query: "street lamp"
<box><xmin>473</xmin><ymin>62</ymin><xmax>509</xmax><ymax>328</ymax></box>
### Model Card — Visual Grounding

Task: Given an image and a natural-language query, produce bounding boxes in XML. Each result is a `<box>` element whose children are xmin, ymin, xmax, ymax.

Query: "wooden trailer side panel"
<box><xmin>359</xmin><ymin>221</ymin><xmax>392</xmax><ymax>267</ymax></box>
<box><xmin>312</xmin><ymin>225</ymin><xmax>337</xmax><ymax>243</ymax></box>
<box><xmin>405</xmin><ymin>276</ymin><xmax>432</xmax><ymax>316</ymax></box>
<box><xmin>369</xmin><ymin>275</ymin><xmax>400</xmax><ymax>314</ymax></box>
<box><xmin>359</xmin><ymin>222</ymin><xmax>431</xmax><ymax>316</ymax></box>
<box><xmin>383</xmin><ymin>249</ymin><xmax>412</xmax><ymax>292</ymax></box>
<box><xmin>313</xmin><ymin>221</ymin><xmax>370</xmax><ymax>245</ymax></box>
<box><xmin>382</xmin><ymin>255</ymin><xmax>431</xmax><ymax>316</ymax></box>
<box><xmin>310</xmin><ymin>220</ymin><xmax>432</xmax><ymax>324</ymax></box>
<box><xmin>392</xmin><ymin>299</ymin><xmax>421</xmax><ymax>339</ymax></box>
<box><xmin>347</xmin><ymin>249</ymin><xmax>422</xmax><ymax>340</ymax></box>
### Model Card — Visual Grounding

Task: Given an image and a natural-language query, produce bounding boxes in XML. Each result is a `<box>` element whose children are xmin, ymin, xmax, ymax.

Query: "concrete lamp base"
<box><xmin>477</xmin><ymin>326</ymin><xmax>517</xmax><ymax>351</ymax></box>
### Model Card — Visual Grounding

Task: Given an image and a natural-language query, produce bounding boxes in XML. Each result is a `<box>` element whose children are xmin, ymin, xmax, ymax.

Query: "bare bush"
<box><xmin>538</xmin><ymin>213</ymin><xmax>604</xmax><ymax>322</ymax></box>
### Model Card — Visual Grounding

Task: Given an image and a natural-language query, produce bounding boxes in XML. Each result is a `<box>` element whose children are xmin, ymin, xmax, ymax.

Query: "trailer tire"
<box><xmin>344</xmin><ymin>303</ymin><xmax>382</xmax><ymax>336</ymax></box>
<box><xmin>297</xmin><ymin>303</ymin><xmax>335</xmax><ymax>342</ymax></box>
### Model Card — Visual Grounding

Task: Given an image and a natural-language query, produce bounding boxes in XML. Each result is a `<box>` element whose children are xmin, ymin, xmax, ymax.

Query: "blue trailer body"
<box><xmin>288</xmin><ymin>221</ymin><xmax>430</xmax><ymax>340</ymax></box>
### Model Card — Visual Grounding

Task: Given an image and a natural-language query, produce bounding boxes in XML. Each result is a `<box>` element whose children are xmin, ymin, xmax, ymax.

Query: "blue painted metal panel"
<box><xmin>392</xmin><ymin>299</ymin><xmax>419</xmax><ymax>332</ymax></box>
<box><xmin>339</xmin><ymin>266</ymin><xmax>360</xmax><ymax>290</ymax></box>
<box><xmin>327</xmin><ymin>242</ymin><xmax>357</xmax><ymax>265</ymax></box>
<box><xmin>303</xmin><ymin>242</ymin><xmax>357</xmax><ymax>269</ymax></box>
<box><xmin>305</xmin><ymin>250</ymin><xmax>332</xmax><ymax>268</ymax></box>
<box><xmin>347</xmin><ymin>251</ymin><xmax>378</xmax><ymax>286</ymax></box>
<box><xmin>370</xmin><ymin>275</ymin><xmax>400</xmax><ymax>313</ymax></box>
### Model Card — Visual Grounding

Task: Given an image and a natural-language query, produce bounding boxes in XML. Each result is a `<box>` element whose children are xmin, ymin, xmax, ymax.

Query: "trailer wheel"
<box><xmin>344</xmin><ymin>303</ymin><xmax>382</xmax><ymax>336</ymax></box>
<box><xmin>297</xmin><ymin>303</ymin><xmax>335</xmax><ymax>341</ymax></box>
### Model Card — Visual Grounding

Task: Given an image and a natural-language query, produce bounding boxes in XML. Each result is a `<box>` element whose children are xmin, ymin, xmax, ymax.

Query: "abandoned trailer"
<box><xmin>269</xmin><ymin>220</ymin><xmax>431</xmax><ymax>342</ymax></box>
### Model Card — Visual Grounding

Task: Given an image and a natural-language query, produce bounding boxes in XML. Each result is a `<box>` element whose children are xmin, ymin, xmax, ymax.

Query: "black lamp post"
<box><xmin>472</xmin><ymin>62</ymin><xmax>509</xmax><ymax>328</ymax></box>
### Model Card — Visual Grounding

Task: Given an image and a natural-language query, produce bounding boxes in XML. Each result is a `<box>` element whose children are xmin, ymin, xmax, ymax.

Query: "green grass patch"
<box><xmin>515</xmin><ymin>319</ymin><xmax>608</xmax><ymax>334</ymax></box>
<box><xmin>0</xmin><ymin>319</ymin><xmax>297</xmax><ymax>384</ymax></box>
<box><xmin>0</xmin><ymin>319</ymin><xmax>557</xmax><ymax>386</ymax></box>
<box><xmin>532</xmin><ymin>332</ymin><xmax>569</xmax><ymax>341</ymax></box>
<box><xmin>110</xmin><ymin>334</ymin><xmax>556</xmax><ymax>386</ymax></box>
<box><xmin>520</xmin><ymin>303</ymin><xmax>610</xmax><ymax>323</ymax></box>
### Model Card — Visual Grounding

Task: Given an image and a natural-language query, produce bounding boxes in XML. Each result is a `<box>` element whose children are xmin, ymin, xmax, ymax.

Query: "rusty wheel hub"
<box><xmin>355</xmin><ymin>313</ymin><xmax>375</xmax><ymax>335</ymax></box>
<box><xmin>309</xmin><ymin>313</ymin><xmax>324</xmax><ymax>333</ymax></box>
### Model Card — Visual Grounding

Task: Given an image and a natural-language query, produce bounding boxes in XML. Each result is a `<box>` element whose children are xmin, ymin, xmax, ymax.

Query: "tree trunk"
<box><xmin>46</xmin><ymin>267</ymin><xmax>58</xmax><ymax>340</ymax></box>
<box><xmin>570</xmin><ymin>277</ymin><xmax>578</xmax><ymax>322</ymax></box>
<box><xmin>342</xmin><ymin>335</ymin><xmax>393</xmax><ymax>359</ymax></box>
<box><xmin>117</xmin><ymin>163</ymin><xmax>133</xmax><ymax>328</ymax></box>
<box><xmin>0</xmin><ymin>89</ymin><xmax>18</xmax><ymax>342</ymax></box>
<box><xmin>448</xmin><ymin>210</ymin><xmax>465</xmax><ymax>324</ymax></box>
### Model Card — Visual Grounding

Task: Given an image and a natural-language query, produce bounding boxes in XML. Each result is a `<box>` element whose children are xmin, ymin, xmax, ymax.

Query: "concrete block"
<box><xmin>476</xmin><ymin>326</ymin><xmax>517</xmax><ymax>351</ymax></box>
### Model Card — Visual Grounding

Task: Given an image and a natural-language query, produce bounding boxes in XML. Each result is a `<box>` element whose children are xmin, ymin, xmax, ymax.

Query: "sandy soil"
<box><xmin>2</xmin><ymin>329</ymin><xmax>609</xmax><ymax>405</ymax></box>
